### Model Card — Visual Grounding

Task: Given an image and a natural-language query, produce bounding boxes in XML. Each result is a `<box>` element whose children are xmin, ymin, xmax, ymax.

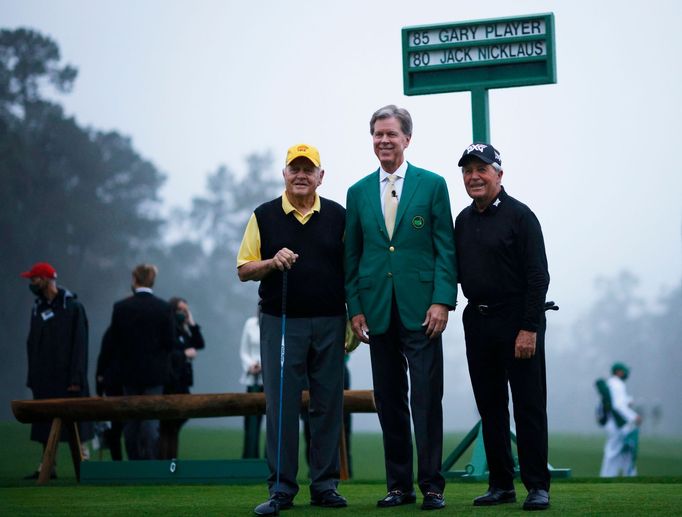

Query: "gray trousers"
<box><xmin>260</xmin><ymin>313</ymin><xmax>345</xmax><ymax>498</ymax></box>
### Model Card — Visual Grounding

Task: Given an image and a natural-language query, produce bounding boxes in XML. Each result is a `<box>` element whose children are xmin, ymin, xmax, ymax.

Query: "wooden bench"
<box><xmin>11</xmin><ymin>389</ymin><xmax>376</xmax><ymax>485</ymax></box>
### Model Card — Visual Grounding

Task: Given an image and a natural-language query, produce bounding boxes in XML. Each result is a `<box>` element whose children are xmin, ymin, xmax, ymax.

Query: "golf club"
<box><xmin>254</xmin><ymin>270</ymin><xmax>288</xmax><ymax>516</ymax></box>
<box><xmin>273</xmin><ymin>271</ymin><xmax>288</xmax><ymax>515</ymax></box>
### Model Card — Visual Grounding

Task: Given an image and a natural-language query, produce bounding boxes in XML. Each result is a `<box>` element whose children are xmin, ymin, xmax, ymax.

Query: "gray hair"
<box><xmin>370</xmin><ymin>105</ymin><xmax>413</xmax><ymax>136</ymax></box>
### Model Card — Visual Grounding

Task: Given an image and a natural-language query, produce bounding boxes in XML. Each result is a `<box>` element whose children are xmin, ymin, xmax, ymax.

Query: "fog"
<box><xmin>2</xmin><ymin>0</ymin><xmax>681</xmax><ymax>436</ymax></box>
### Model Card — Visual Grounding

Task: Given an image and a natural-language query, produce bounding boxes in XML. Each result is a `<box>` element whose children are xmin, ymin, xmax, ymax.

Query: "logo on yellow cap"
<box><xmin>285</xmin><ymin>143</ymin><xmax>321</xmax><ymax>167</ymax></box>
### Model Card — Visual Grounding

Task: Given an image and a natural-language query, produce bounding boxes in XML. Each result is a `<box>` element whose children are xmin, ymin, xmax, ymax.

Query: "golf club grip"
<box><xmin>544</xmin><ymin>300</ymin><xmax>559</xmax><ymax>311</ymax></box>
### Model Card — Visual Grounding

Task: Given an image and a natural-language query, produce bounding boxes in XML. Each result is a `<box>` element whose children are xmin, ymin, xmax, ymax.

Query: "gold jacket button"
<box><xmin>389</xmin><ymin>246</ymin><xmax>395</xmax><ymax>252</ymax></box>
<box><xmin>387</xmin><ymin>272</ymin><xmax>393</xmax><ymax>278</ymax></box>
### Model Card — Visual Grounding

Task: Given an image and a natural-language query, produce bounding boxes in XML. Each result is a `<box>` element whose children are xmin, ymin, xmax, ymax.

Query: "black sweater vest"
<box><xmin>255</xmin><ymin>197</ymin><xmax>346</xmax><ymax>318</ymax></box>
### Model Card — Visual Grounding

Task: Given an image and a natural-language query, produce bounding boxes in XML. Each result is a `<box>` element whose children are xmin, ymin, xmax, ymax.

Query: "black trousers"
<box><xmin>105</xmin><ymin>421</ymin><xmax>124</xmax><ymax>461</ymax></box>
<box><xmin>122</xmin><ymin>384</ymin><xmax>163</xmax><ymax>460</ymax></box>
<box><xmin>243</xmin><ymin>384</ymin><xmax>264</xmax><ymax>459</ymax></box>
<box><xmin>463</xmin><ymin>303</ymin><xmax>550</xmax><ymax>492</ymax></box>
<box><xmin>369</xmin><ymin>298</ymin><xmax>444</xmax><ymax>496</ymax></box>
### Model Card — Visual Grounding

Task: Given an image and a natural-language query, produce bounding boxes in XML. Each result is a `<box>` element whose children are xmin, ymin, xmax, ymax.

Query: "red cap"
<box><xmin>20</xmin><ymin>262</ymin><xmax>57</xmax><ymax>279</ymax></box>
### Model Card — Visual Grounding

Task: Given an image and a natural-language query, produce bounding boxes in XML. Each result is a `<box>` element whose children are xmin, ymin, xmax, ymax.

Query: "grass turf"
<box><xmin>2</xmin><ymin>422</ymin><xmax>682</xmax><ymax>515</ymax></box>
<box><xmin>3</xmin><ymin>482</ymin><xmax>682</xmax><ymax>516</ymax></box>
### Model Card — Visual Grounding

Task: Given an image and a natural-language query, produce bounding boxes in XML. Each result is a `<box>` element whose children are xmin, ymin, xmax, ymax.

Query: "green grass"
<box><xmin>2</xmin><ymin>422</ymin><xmax>682</xmax><ymax>515</ymax></box>
<box><xmin>3</xmin><ymin>483</ymin><xmax>682</xmax><ymax>516</ymax></box>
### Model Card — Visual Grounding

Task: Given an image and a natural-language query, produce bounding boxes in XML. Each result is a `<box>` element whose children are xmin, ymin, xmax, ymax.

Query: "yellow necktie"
<box><xmin>384</xmin><ymin>174</ymin><xmax>398</xmax><ymax>239</ymax></box>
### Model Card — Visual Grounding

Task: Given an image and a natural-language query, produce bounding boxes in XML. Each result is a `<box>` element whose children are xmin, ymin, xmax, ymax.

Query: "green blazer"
<box><xmin>345</xmin><ymin>163</ymin><xmax>458</xmax><ymax>334</ymax></box>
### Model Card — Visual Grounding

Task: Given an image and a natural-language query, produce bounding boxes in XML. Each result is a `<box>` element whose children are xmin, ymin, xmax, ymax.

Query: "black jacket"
<box><xmin>96</xmin><ymin>326</ymin><xmax>122</xmax><ymax>396</ymax></box>
<box><xmin>166</xmin><ymin>323</ymin><xmax>205</xmax><ymax>393</ymax></box>
<box><xmin>109</xmin><ymin>291</ymin><xmax>175</xmax><ymax>388</ymax></box>
<box><xmin>26</xmin><ymin>287</ymin><xmax>93</xmax><ymax>442</ymax></box>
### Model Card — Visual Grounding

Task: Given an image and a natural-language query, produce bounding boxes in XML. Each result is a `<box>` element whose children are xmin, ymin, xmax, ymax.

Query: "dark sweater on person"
<box><xmin>255</xmin><ymin>196</ymin><xmax>346</xmax><ymax>318</ymax></box>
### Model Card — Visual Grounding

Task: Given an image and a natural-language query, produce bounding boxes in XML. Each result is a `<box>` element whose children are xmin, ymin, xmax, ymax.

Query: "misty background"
<box><xmin>1</xmin><ymin>1</ymin><xmax>681</xmax><ymax>437</ymax></box>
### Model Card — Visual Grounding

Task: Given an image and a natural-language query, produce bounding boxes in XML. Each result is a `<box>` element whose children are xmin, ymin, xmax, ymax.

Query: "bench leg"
<box><xmin>339</xmin><ymin>420</ymin><xmax>349</xmax><ymax>481</ymax></box>
<box><xmin>38</xmin><ymin>417</ymin><xmax>62</xmax><ymax>485</ymax></box>
<box><xmin>66</xmin><ymin>420</ymin><xmax>82</xmax><ymax>482</ymax></box>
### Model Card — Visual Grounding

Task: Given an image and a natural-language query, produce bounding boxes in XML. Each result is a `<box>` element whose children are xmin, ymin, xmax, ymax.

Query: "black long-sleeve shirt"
<box><xmin>454</xmin><ymin>186</ymin><xmax>549</xmax><ymax>332</ymax></box>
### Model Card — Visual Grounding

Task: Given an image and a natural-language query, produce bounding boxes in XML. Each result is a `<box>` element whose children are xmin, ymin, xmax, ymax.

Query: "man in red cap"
<box><xmin>20</xmin><ymin>262</ymin><xmax>93</xmax><ymax>479</ymax></box>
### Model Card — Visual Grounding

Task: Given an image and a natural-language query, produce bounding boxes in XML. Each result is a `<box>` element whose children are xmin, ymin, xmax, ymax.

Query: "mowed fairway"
<box><xmin>2</xmin><ymin>422</ymin><xmax>681</xmax><ymax>516</ymax></box>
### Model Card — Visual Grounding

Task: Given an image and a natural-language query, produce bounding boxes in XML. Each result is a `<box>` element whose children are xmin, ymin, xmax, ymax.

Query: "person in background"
<box><xmin>600</xmin><ymin>362</ymin><xmax>641</xmax><ymax>477</ymax></box>
<box><xmin>95</xmin><ymin>326</ymin><xmax>124</xmax><ymax>460</ymax></box>
<box><xmin>240</xmin><ymin>310</ymin><xmax>263</xmax><ymax>459</ymax></box>
<box><xmin>109</xmin><ymin>263</ymin><xmax>175</xmax><ymax>460</ymax></box>
<box><xmin>159</xmin><ymin>297</ymin><xmax>205</xmax><ymax>459</ymax></box>
<box><xmin>20</xmin><ymin>262</ymin><xmax>93</xmax><ymax>479</ymax></box>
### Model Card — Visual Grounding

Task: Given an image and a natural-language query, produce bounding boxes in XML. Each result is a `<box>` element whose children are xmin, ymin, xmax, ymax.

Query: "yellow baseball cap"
<box><xmin>285</xmin><ymin>143</ymin><xmax>321</xmax><ymax>167</ymax></box>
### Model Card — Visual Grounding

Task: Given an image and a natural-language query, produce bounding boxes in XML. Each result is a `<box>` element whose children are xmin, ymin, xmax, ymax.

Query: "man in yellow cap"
<box><xmin>237</xmin><ymin>144</ymin><xmax>347</xmax><ymax>514</ymax></box>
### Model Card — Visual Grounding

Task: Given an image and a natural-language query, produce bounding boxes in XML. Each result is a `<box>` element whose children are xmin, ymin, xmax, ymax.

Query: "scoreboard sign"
<box><xmin>402</xmin><ymin>13</ymin><xmax>556</xmax><ymax>95</ymax></box>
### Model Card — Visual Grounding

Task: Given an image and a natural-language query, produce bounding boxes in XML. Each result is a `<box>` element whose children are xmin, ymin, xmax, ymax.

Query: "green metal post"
<box><xmin>471</xmin><ymin>88</ymin><xmax>490</xmax><ymax>143</ymax></box>
<box><xmin>441</xmin><ymin>421</ymin><xmax>480</xmax><ymax>472</ymax></box>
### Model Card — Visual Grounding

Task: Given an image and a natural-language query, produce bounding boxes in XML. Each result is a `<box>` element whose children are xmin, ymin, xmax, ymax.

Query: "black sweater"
<box><xmin>255</xmin><ymin>196</ymin><xmax>346</xmax><ymax>318</ymax></box>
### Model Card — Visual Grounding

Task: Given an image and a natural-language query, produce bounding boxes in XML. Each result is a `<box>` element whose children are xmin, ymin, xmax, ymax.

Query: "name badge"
<box><xmin>41</xmin><ymin>309</ymin><xmax>55</xmax><ymax>321</ymax></box>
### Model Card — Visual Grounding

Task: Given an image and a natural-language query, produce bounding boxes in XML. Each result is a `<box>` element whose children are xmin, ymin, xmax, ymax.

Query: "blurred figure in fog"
<box><xmin>159</xmin><ymin>297</ymin><xmax>205</xmax><ymax>459</ymax></box>
<box><xmin>109</xmin><ymin>263</ymin><xmax>175</xmax><ymax>460</ymax></box>
<box><xmin>239</xmin><ymin>311</ymin><xmax>263</xmax><ymax>458</ymax></box>
<box><xmin>600</xmin><ymin>362</ymin><xmax>641</xmax><ymax>477</ymax></box>
<box><xmin>21</xmin><ymin>262</ymin><xmax>93</xmax><ymax>479</ymax></box>
<box><xmin>95</xmin><ymin>326</ymin><xmax>124</xmax><ymax>460</ymax></box>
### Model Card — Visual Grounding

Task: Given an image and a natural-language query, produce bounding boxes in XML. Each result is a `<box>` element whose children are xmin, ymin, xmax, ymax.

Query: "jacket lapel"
<box><xmin>394</xmin><ymin>163</ymin><xmax>421</xmax><ymax>233</ymax></box>
<box><xmin>361</xmin><ymin>169</ymin><xmax>387</xmax><ymax>234</ymax></box>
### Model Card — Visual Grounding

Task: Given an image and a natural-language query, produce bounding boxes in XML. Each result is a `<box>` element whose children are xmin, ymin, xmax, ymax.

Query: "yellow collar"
<box><xmin>281</xmin><ymin>191</ymin><xmax>321</xmax><ymax>217</ymax></box>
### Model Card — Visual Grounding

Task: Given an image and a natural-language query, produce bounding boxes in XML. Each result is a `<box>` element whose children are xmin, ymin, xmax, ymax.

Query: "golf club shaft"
<box><xmin>275</xmin><ymin>270</ymin><xmax>288</xmax><ymax>492</ymax></box>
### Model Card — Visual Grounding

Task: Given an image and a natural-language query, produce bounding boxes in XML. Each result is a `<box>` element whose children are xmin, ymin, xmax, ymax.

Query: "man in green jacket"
<box><xmin>345</xmin><ymin>105</ymin><xmax>458</xmax><ymax>511</ymax></box>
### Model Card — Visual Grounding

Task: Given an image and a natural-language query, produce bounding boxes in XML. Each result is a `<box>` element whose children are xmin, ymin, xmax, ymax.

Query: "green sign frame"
<box><xmin>402</xmin><ymin>13</ymin><xmax>556</xmax><ymax>96</ymax></box>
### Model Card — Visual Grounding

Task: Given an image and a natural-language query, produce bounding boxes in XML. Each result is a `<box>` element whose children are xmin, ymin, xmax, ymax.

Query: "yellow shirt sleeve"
<box><xmin>237</xmin><ymin>213</ymin><xmax>261</xmax><ymax>267</ymax></box>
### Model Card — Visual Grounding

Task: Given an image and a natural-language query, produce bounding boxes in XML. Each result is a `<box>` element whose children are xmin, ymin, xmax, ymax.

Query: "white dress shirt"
<box><xmin>379</xmin><ymin>160</ymin><xmax>408</xmax><ymax>216</ymax></box>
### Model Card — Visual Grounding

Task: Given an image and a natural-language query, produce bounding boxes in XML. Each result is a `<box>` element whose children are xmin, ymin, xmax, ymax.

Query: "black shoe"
<box><xmin>377</xmin><ymin>490</ymin><xmax>417</xmax><ymax>507</ymax></box>
<box><xmin>421</xmin><ymin>492</ymin><xmax>445</xmax><ymax>510</ymax></box>
<box><xmin>473</xmin><ymin>487</ymin><xmax>516</xmax><ymax>506</ymax></box>
<box><xmin>23</xmin><ymin>470</ymin><xmax>57</xmax><ymax>480</ymax></box>
<box><xmin>311</xmin><ymin>489</ymin><xmax>347</xmax><ymax>508</ymax></box>
<box><xmin>254</xmin><ymin>492</ymin><xmax>294</xmax><ymax>515</ymax></box>
<box><xmin>523</xmin><ymin>489</ymin><xmax>550</xmax><ymax>511</ymax></box>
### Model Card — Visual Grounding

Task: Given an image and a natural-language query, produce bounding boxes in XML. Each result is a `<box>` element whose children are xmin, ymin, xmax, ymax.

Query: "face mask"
<box><xmin>29</xmin><ymin>283</ymin><xmax>43</xmax><ymax>296</ymax></box>
<box><xmin>175</xmin><ymin>312</ymin><xmax>187</xmax><ymax>325</ymax></box>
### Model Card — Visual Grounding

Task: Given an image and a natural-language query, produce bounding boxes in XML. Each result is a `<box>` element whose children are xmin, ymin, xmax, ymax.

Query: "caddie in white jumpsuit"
<box><xmin>600</xmin><ymin>362</ymin><xmax>641</xmax><ymax>477</ymax></box>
